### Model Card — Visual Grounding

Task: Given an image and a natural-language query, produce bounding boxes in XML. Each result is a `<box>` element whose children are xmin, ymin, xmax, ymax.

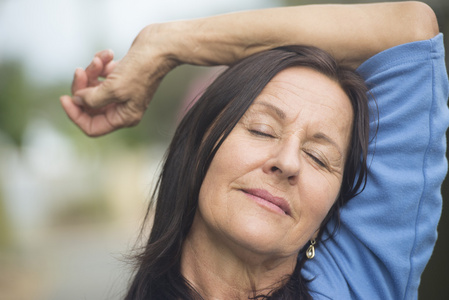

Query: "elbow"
<box><xmin>404</xmin><ymin>1</ymin><xmax>439</xmax><ymax>41</ymax></box>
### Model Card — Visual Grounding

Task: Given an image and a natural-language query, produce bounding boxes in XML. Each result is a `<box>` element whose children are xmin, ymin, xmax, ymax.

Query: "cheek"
<box><xmin>198</xmin><ymin>130</ymin><xmax>270</xmax><ymax>221</ymax></box>
<box><xmin>298</xmin><ymin>169</ymin><xmax>341</xmax><ymax>226</ymax></box>
<box><xmin>197</xmin><ymin>136</ymin><xmax>248</xmax><ymax>212</ymax></box>
<box><xmin>207</xmin><ymin>133</ymin><xmax>263</xmax><ymax>179</ymax></box>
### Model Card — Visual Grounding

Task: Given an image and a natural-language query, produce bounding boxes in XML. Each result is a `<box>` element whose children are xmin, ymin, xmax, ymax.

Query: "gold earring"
<box><xmin>306</xmin><ymin>239</ymin><xmax>316</xmax><ymax>259</ymax></box>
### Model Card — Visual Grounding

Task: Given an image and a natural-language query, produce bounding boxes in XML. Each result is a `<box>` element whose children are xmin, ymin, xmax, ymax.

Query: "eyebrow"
<box><xmin>253</xmin><ymin>100</ymin><xmax>344</xmax><ymax>157</ymax></box>
<box><xmin>254</xmin><ymin>101</ymin><xmax>286</xmax><ymax>120</ymax></box>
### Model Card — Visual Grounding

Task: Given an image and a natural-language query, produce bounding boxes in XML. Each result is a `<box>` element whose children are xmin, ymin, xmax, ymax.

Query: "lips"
<box><xmin>242</xmin><ymin>188</ymin><xmax>291</xmax><ymax>216</ymax></box>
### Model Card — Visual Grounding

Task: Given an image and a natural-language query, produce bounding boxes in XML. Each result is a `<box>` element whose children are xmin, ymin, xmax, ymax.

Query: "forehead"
<box><xmin>250</xmin><ymin>67</ymin><xmax>354</xmax><ymax>148</ymax></box>
<box><xmin>255</xmin><ymin>67</ymin><xmax>352</xmax><ymax>118</ymax></box>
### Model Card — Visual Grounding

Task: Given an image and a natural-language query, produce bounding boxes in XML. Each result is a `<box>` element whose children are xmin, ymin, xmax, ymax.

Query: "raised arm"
<box><xmin>162</xmin><ymin>1</ymin><xmax>437</xmax><ymax>68</ymax></box>
<box><xmin>60</xmin><ymin>1</ymin><xmax>438</xmax><ymax>136</ymax></box>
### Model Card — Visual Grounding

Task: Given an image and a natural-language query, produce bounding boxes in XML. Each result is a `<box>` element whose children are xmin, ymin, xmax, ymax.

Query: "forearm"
<box><xmin>138</xmin><ymin>1</ymin><xmax>438</xmax><ymax>69</ymax></box>
<box><xmin>62</xmin><ymin>1</ymin><xmax>439</xmax><ymax>136</ymax></box>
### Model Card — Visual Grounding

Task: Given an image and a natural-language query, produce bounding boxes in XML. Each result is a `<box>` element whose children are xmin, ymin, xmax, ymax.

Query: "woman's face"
<box><xmin>196</xmin><ymin>67</ymin><xmax>353</xmax><ymax>259</ymax></box>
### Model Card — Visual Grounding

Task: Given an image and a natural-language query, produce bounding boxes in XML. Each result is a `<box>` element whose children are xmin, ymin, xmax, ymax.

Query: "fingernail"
<box><xmin>87</xmin><ymin>61</ymin><xmax>94</xmax><ymax>70</ymax></box>
<box><xmin>100</xmin><ymin>51</ymin><xmax>109</xmax><ymax>60</ymax></box>
<box><xmin>73</xmin><ymin>96</ymin><xmax>83</xmax><ymax>105</ymax></box>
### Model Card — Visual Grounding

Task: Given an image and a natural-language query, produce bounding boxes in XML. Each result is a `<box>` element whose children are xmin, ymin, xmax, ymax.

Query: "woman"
<box><xmin>60</xmin><ymin>1</ymin><xmax>448</xmax><ymax>299</ymax></box>
<box><xmin>121</xmin><ymin>45</ymin><xmax>369</xmax><ymax>299</ymax></box>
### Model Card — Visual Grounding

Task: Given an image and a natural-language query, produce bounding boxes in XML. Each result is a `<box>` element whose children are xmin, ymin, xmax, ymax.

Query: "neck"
<box><xmin>180</xmin><ymin>215</ymin><xmax>298</xmax><ymax>299</ymax></box>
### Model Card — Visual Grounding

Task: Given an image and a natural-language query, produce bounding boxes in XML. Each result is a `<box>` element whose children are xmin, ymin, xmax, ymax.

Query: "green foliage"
<box><xmin>50</xmin><ymin>195</ymin><xmax>114</xmax><ymax>227</ymax></box>
<box><xmin>0</xmin><ymin>61</ymin><xmax>29</xmax><ymax>146</ymax></box>
<box><xmin>0</xmin><ymin>184</ymin><xmax>13</xmax><ymax>250</ymax></box>
<box><xmin>0</xmin><ymin>61</ymin><xmax>69</xmax><ymax>147</ymax></box>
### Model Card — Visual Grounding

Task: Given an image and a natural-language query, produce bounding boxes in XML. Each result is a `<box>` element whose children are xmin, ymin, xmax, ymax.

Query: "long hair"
<box><xmin>124</xmin><ymin>45</ymin><xmax>371</xmax><ymax>299</ymax></box>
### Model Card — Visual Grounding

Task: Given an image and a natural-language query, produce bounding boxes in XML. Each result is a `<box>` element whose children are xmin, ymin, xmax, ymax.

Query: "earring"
<box><xmin>306</xmin><ymin>239</ymin><xmax>316</xmax><ymax>259</ymax></box>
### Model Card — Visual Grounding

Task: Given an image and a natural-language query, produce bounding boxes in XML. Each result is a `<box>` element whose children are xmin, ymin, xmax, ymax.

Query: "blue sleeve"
<box><xmin>302</xmin><ymin>33</ymin><xmax>449</xmax><ymax>300</ymax></box>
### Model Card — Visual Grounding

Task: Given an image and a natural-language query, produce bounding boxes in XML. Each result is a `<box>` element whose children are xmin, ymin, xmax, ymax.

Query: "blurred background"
<box><xmin>0</xmin><ymin>0</ymin><xmax>448</xmax><ymax>299</ymax></box>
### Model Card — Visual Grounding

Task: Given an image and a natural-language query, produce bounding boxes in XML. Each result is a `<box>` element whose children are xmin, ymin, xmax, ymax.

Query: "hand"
<box><xmin>60</xmin><ymin>37</ymin><xmax>177</xmax><ymax>137</ymax></box>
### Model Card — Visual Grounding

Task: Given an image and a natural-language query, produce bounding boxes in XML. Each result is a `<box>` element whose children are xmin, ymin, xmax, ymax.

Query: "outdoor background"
<box><xmin>0</xmin><ymin>0</ymin><xmax>448</xmax><ymax>299</ymax></box>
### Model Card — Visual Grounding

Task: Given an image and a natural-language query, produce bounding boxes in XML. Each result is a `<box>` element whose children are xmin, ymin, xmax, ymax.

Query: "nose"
<box><xmin>263</xmin><ymin>136</ymin><xmax>301</xmax><ymax>184</ymax></box>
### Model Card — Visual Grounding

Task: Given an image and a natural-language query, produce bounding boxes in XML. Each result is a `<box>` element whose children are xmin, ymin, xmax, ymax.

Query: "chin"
<box><xmin>223</xmin><ymin>217</ymin><xmax>299</xmax><ymax>258</ymax></box>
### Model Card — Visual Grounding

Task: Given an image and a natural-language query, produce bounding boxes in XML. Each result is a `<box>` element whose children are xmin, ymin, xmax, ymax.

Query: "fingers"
<box><xmin>95</xmin><ymin>49</ymin><xmax>116</xmax><ymax>77</ymax></box>
<box><xmin>70</xmin><ymin>49</ymin><xmax>117</xmax><ymax>105</ymax></box>
<box><xmin>85</xmin><ymin>56</ymin><xmax>104</xmax><ymax>86</ymax></box>
<box><xmin>95</xmin><ymin>49</ymin><xmax>114</xmax><ymax>65</ymax></box>
<box><xmin>102</xmin><ymin>60</ymin><xmax>118</xmax><ymax>77</ymax></box>
<box><xmin>60</xmin><ymin>94</ymin><xmax>143</xmax><ymax>137</ymax></box>
<box><xmin>60</xmin><ymin>95</ymin><xmax>116</xmax><ymax>137</ymax></box>
<box><xmin>63</xmin><ymin>49</ymin><xmax>131</xmax><ymax>136</ymax></box>
<box><xmin>72</xmin><ymin>50</ymin><xmax>115</xmax><ymax>94</ymax></box>
<box><xmin>62</xmin><ymin>48</ymin><xmax>154</xmax><ymax>136</ymax></box>
<box><xmin>71</xmin><ymin>57</ymin><xmax>105</xmax><ymax>95</ymax></box>
<box><xmin>71</xmin><ymin>68</ymin><xmax>88</xmax><ymax>95</ymax></box>
<box><xmin>74</xmin><ymin>82</ymin><xmax>116</xmax><ymax>109</ymax></box>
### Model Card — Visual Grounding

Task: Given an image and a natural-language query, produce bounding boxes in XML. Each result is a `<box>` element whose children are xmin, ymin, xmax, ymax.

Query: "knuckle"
<box><xmin>125</xmin><ymin>111</ymin><xmax>143</xmax><ymax>127</ymax></box>
<box><xmin>85</xmin><ymin>131</ymin><xmax>97</xmax><ymax>138</ymax></box>
<box><xmin>104</xmin><ymin>80</ymin><xmax>129</xmax><ymax>103</ymax></box>
<box><xmin>115</xmin><ymin>103</ymin><xmax>144</xmax><ymax>128</ymax></box>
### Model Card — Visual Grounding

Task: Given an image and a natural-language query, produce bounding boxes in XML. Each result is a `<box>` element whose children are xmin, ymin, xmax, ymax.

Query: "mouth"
<box><xmin>241</xmin><ymin>188</ymin><xmax>291</xmax><ymax>216</ymax></box>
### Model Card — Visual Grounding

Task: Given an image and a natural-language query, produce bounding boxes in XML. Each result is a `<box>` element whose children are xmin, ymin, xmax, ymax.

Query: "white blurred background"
<box><xmin>0</xmin><ymin>1</ymin><xmax>277</xmax><ymax>299</ymax></box>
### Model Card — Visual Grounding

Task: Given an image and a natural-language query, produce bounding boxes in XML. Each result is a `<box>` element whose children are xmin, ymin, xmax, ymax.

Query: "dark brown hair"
<box><xmin>124</xmin><ymin>45</ymin><xmax>370</xmax><ymax>299</ymax></box>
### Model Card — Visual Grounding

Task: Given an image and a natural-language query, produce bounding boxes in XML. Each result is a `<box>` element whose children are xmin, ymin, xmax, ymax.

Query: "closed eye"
<box><xmin>249</xmin><ymin>129</ymin><xmax>274</xmax><ymax>138</ymax></box>
<box><xmin>306</xmin><ymin>152</ymin><xmax>326</xmax><ymax>168</ymax></box>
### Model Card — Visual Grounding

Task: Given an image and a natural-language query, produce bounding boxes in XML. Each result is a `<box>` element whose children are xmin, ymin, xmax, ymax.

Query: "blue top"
<box><xmin>303</xmin><ymin>33</ymin><xmax>449</xmax><ymax>300</ymax></box>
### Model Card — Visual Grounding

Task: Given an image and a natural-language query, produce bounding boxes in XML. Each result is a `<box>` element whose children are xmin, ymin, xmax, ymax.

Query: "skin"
<box><xmin>56</xmin><ymin>2</ymin><xmax>441</xmax><ymax>298</ymax></box>
<box><xmin>60</xmin><ymin>2</ymin><xmax>438</xmax><ymax>137</ymax></box>
<box><xmin>180</xmin><ymin>67</ymin><xmax>353</xmax><ymax>299</ymax></box>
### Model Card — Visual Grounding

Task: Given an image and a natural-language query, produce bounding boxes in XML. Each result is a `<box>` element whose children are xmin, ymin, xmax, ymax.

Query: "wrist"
<box><xmin>131</xmin><ymin>23</ymin><xmax>181</xmax><ymax>78</ymax></box>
